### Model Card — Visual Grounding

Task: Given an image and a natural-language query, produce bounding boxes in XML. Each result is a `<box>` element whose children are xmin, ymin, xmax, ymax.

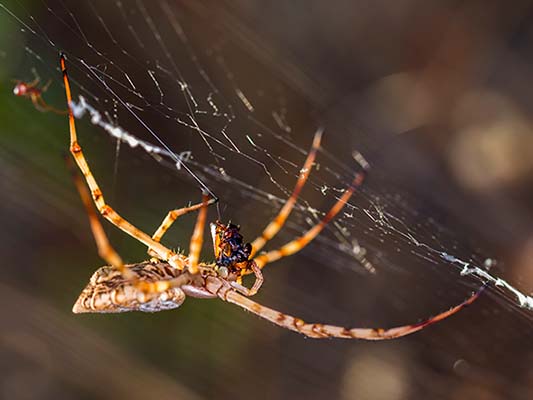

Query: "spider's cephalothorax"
<box><xmin>211</xmin><ymin>221</ymin><xmax>252</xmax><ymax>273</ymax></box>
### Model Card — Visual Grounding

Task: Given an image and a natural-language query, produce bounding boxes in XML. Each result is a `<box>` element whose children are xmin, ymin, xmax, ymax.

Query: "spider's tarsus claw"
<box><xmin>60</xmin><ymin>54</ymin><xmax>68</xmax><ymax>73</ymax></box>
<box><xmin>200</xmin><ymin>190</ymin><xmax>219</xmax><ymax>205</ymax></box>
<box><xmin>352</xmin><ymin>150</ymin><xmax>370</xmax><ymax>171</ymax></box>
<box><xmin>313</xmin><ymin>127</ymin><xmax>324</xmax><ymax>146</ymax></box>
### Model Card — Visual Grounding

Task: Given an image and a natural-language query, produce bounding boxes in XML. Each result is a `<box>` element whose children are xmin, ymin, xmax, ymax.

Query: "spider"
<box><xmin>13</xmin><ymin>73</ymin><xmax>67</xmax><ymax>115</ymax></box>
<box><xmin>61</xmin><ymin>54</ymin><xmax>482</xmax><ymax>339</ymax></box>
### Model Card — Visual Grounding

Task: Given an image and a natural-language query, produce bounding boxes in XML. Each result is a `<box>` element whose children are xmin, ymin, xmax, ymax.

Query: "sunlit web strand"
<box><xmin>69</xmin><ymin>96</ymin><xmax>192</xmax><ymax>169</ymax></box>
<box><xmin>364</xmin><ymin>202</ymin><xmax>533</xmax><ymax>311</ymax></box>
<box><xmin>76</xmin><ymin>57</ymin><xmax>218</xmax><ymax>201</ymax></box>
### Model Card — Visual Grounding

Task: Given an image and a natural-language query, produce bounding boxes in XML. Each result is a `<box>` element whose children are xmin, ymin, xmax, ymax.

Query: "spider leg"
<box><xmin>148</xmin><ymin>197</ymin><xmax>217</xmax><ymax>258</ymax></box>
<box><xmin>223</xmin><ymin>285</ymin><xmax>484</xmax><ymax>339</ymax></box>
<box><xmin>251</xmin><ymin>171</ymin><xmax>366</xmax><ymax>270</ymax></box>
<box><xmin>187</xmin><ymin>193</ymin><xmax>209</xmax><ymax>274</ymax></box>
<box><xmin>68</xmin><ymin>163</ymin><xmax>175</xmax><ymax>292</ymax></box>
<box><xmin>60</xmin><ymin>54</ymin><xmax>186</xmax><ymax>271</ymax></box>
<box><xmin>67</xmin><ymin>157</ymin><xmax>135</xmax><ymax>281</ymax></box>
<box><xmin>230</xmin><ymin>261</ymin><xmax>263</xmax><ymax>296</ymax></box>
<box><xmin>250</xmin><ymin>129</ymin><xmax>322</xmax><ymax>257</ymax></box>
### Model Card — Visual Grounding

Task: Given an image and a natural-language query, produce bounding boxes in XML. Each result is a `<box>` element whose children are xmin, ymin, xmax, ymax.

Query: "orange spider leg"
<box><xmin>68</xmin><ymin>159</ymin><xmax>172</xmax><ymax>293</ymax></box>
<box><xmin>60</xmin><ymin>54</ymin><xmax>186</xmax><ymax>271</ymax></box>
<box><xmin>148</xmin><ymin>197</ymin><xmax>217</xmax><ymax>257</ymax></box>
<box><xmin>230</xmin><ymin>261</ymin><xmax>264</xmax><ymax>296</ymax></box>
<box><xmin>224</xmin><ymin>286</ymin><xmax>483</xmax><ymax>339</ymax></box>
<box><xmin>66</xmin><ymin>157</ymin><xmax>135</xmax><ymax>281</ymax></box>
<box><xmin>250</xmin><ymin>129</ymin><xmax>322</xmax><ymax>257</ymax></box>
<box><xmin>187</xmin><ymin>193</ymin><xmax>209</xmax><ymax>274</ymax></box>
<box><xmin>252</xmin><ymin>171</ymin><xmax>366</xmax><ymax>270</ymax></box>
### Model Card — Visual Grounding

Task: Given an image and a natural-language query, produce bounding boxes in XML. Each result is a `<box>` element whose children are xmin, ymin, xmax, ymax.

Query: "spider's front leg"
<box><xmin>249</xmin><ymin>128</ymin><xmax>323</xmax><ymax>257</ymax></box>
<box><xmin>250</xmin><ymin>170</ymin><xmax>367</xmax><ymax>271</ymax></box>
<box><xmin>229</xmin><ymin>261</ymin><xmax>263</xmax><ymax>296</ymax></box>
<box><xmin>222</xmin><ymin>285</ymin><xmax>484</xmax><ymax>340</ymax></box>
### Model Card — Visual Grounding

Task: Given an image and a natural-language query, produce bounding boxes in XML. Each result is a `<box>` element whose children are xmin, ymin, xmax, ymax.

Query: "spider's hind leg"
<box><xmin>68</xmin><ymin>159</ymin><xmax>185</xmax><ymax>294</ymax></box>
<box><xmin>66</xmin><ymin>157</ymin><xmax>135</xmax><ymax>281</ymax></box>
<box><xmin>61</xmin><ymin>54</ymin><xmax>185</xmax><ymax>272</ymax></box>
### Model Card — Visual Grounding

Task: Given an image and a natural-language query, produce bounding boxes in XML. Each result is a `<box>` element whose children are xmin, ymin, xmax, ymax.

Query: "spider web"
<box><xmin>3</xmin><ymin>1</ymin><xmax>533</xmax><ymax>399</ymax></box>
<box><xmin>1</xmin><ymin>0</ymin><xmax>532</xmax><ymax>316</ymax></box>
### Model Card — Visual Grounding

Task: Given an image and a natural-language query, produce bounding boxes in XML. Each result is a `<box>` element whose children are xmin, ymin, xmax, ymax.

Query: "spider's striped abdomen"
<box><xmin>72</xmin><ymin>261</ymin><xmax>188</xmax><ymax>313</ymax></box>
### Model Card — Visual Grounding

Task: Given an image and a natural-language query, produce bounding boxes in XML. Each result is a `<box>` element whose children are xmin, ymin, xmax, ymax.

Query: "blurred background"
<box><xmin>1</xmin><ymin>0</ymin><xmax>532</xmax><ymax>399</ymax></box>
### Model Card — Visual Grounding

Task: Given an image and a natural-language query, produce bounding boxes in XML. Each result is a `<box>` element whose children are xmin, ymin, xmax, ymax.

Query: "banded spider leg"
<box><xmin>61</xmin><ymin>54</ymin><xmax>189</xmax><ymax>277</ymax></box>
<box><xmin>223</xmin><ymin>287</ymin><xmax>483</xmax><ymax>339</ymax></box>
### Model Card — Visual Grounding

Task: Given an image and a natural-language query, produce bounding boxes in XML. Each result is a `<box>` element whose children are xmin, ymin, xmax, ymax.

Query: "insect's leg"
<box><xmin>34</xmin><ymin>79</ymin><xmax>68</xmax><ymax>114</ymax></box>
<box><xmin>60</xmin><ymin>54</ymin><xmax>186</xmax><ymax>270</ymax></box>
<box><xmin>187</xmin><ymin>193</ymin><xmax>209</xmax><ymax>274</ymax></box>
<box><xmin>223</xmin><ymin>285</ymin><xmax>484</xmax><ymax>339</ymax></box>
<box><xmin>230</xmin><ymin>261</ymin><xmax>263</xmax><ymax>296</ymax></box>
<box><xmin>26</xmin><ymin>75</ymin><xmax>40</xmax><ymax>88</ymax></box>
<box><xmin>251</xmin><ymin>171</ymin><xmax>366</xmax><ymax>270</ymax></box>
<box><xmin>32</xmin><ymin>93</ymin><xmax>68</xmax><ymax>115</ymax></box>
<box><xmin>68</xmin><ymin>155</ymin><xmax>176</xmax><ymax>292</ymax></box>
<box><xmin>148</xmin><ymin>197</ymin><xmax>217</xmax><ymax>258</ymax></box>
<box><xmin>30</xmin><ymin>94</ymin><xmax>48</xmax><ymax>112</ymax></box>
<box><xmin>41</xmin><ymin>79</ymin><xmax>52</xmax><ymax>92</ymax></box>
<box><xmin>249</xmin><ymin>129</ymin><xmax>322</xmax><ymax>257</ymax></box>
